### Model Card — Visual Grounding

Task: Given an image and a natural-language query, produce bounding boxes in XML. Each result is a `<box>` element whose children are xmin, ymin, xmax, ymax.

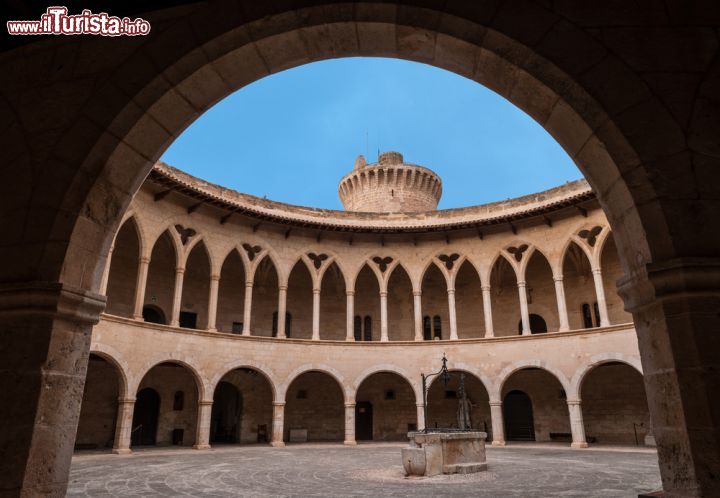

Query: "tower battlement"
<box><xmin>338</xmin><ymin>152</ymin><xmax>442</xmax><ymax>213</ymax></box>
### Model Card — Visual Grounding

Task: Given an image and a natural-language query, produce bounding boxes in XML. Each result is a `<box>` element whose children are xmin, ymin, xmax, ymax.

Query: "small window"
<box><xmin>363</xmin><ymin>316</ymin><xmax>372</xmax><ymax>341</ymax></box>
<box><xmin>142</xmin><ymin>305</ymin><xmax>165</xmax><ymax>325</ymax></box>
<box><xmin>179</xmin><ymin>311</ymin><xmax>197</xmax><ymax>329</ymax></box>
<box><xmin>423</xmin><ymin>316</ymin><xmax>432</xmax><ymax>341</ymax></box>
<box><xmin>232</xmin><ymin>321</ymin><xmax>243</xmax><ymax>334</ymax></box>
<box><xmin>433</xmin><ymin>315</ymin><xmax>442</xmax><ymax>340</ymax></box>
<box><xmin>296</xmin><ymin>389</ymin><xmax>308</xmax><ymax>399</ymax></box>
<box><xmin>582</xmin><ymin>303</ymin><xmax>593</xmax><ymax>329</ymax></box>
<box><xmin>384</xmin><ymin>390</ymin><xmax>396</xmax><ymax>400</ymax></box>
<box><xmin>408</xmin><ymin>423</ymin><xmax>417</xmax><ymax>432</ymax></box>
<box><xmin>593</xmin><ymin>302</ymin><xmax>601</xmax><ymax>327</ymax></box>
<box><xmin>173</xmin><ymin>391</ymin><xmax>184</xmax><ymax>411</ymax></box>
<box><xmin>354</xmin><ymin>315</ymin><xmax>362</xmax><ymax>341</ymax></box>
<box><xmin>445</xmin><ymin>390</ymin><xmax>456</xmax><ymax>399</ymax></box>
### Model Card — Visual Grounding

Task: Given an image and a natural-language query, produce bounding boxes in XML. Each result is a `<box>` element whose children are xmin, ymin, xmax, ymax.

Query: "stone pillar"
<box><xmin>447</xmin><ymin>288</ymin><xmax>458</xmax><ymax>340</ymax></box>
<box><xmin>206</xmin><ymin>274</ymin><xmax>220</xmax><ymax>332</ymax></box>
<box><xmin>242</xmin><ymin>280</ymin><xmax>253</xmax><ymax>336</ymax></box>
<box><xmin>112</xmin><ymin>398</ymin><xmax>135</xmax><ymax>455</ymax></box>
<box><xmin>567</xmin><ymin>400</ymin><xmax>588</xmax><ymax>448</ymax></box>
<box><xmin>194</xmin><ymin>400</ymin><xmax>213</xmax><ymax>449</ymax></box>
<box><xmin>481</xmin><ymin>285</ymin><xmax>494</xmax><ymax>337</ymax></box>
<box><xmin>413</xmin><ymin>290</ymin><xmax>423</xmax><ymax>341</ymax></box>
<box><xmin>517</xmin><ymin>281</ymin><xmax>531</xmax><ymax>335</ymax></box>
<box><xmin>619</xmin><ymin>259</ymin><xmax>720</xmax><ymax>496</ymax></box>
<box><xmin>346</xmin><ymin>290</ymin><xmax>355</xmax><ymax>341</ymax></box>
<box><xmin>591</xmin><ymin>268</ymin><xmax>610</xmax><ymax>327</ymax></box>
<box><xmin>312</xmin><ymin>287</ymin><xmax>321</xmax><ymax>341</ymax></box>
<box><xmin>100</xmin><ymin>245</ymin><xmax>114</xmax><ymax>295</ymax></box>
<box><xmin>416</xmin><ymin>403</ymin><xmax>426</xmax><ymax>431</ymax></box>
<box><xmin>380</xmin><ymin>290</ymin><xmax>389</xmax><ymax>342</ymax></box>
<box><xmin>170</xmin><ymin>267</ymin><xmax>185</xmax><ymax>327</ymax></box>
<box><xmin>132</xmin><ymin>256</ymin><xmax>150</xmax><ymax>320</ymax></box>
<box><xmin>270</xmin><ymin>402</ymin><xmax>285</xmax><ymax>447</ymax></box>
<box><xmin>0</xmin><ymin>283</ymin><xmax>105</xmax><ymax>496</ymax></box>
<box><xmin>277</xmin><ymin>284</ymin><xmax>287</xmax><ymax>339</ymax></box>
<box><xmin>490</xmin><ymin>401</ymin><xmax>505</xmax><ymax>446</ymax></box>
<box><xmin>553</xmin><ymin>275</ymin><xmax>570</xmax><ymax>332</ymax></box>
<box><xmin>344</xmin><ymin>403</ymin><xmax>357</xmax><ymax>445</ymax></box>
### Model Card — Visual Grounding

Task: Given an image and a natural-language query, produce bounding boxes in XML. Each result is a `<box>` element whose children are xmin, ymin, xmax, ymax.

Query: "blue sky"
<box><xmin>161</xmin><ymin>57</ymin><xmax>581</xmax><ymax>210</ymax></box>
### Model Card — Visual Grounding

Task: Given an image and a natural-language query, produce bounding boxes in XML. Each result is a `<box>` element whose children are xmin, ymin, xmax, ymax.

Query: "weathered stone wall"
<box><xmin>582</xmin><ymin>363</ymin><xmax>649</xmax><ymax>445</ymax></box>
<box><xmin>426</xmin><ymin>373</ymin><xmax>491</xmax><ymax>435</ymax></box>
<box><xmin>75</xmin><ymin>356</ymin><xmax>119</xmax><ymax>449</ymax></box>
<box><xmin>355</xmin><ymin>373</ymin><xmax>416</xmax><ymax>440</ymax></box>
<box><xmin>285</xmin><ymin>372</ymin><xmax>344</xmax><ymax>441</ymax></box>
<box><xmin>216</xmin><ymin>369</ymin><xmax>274</xmax><ymax>444</ymax></box>
<box><xmin>137</xmin><ymin>364</ymin><xmax>199</xmax><ymax>446</ymax></box>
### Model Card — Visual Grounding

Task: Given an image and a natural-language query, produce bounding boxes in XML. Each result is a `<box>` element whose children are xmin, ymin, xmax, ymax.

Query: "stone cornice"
<box><xmin>0</xmin><ymin>282</ymin><xmax>106</xmax><ymax>324</ymax></box>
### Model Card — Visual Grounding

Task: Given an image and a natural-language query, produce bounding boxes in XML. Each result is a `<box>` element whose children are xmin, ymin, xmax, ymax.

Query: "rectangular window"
<box><xmin>179</xmin><ymin>311</ymin><xmax>197</xmax><ymax>329</ymax></box>
<box><xmin>354</xmin><ymin>315</ymin><xmax>362</xmax><ymax>341</ymax></box>
<box><xmin>231</xmin><ymin>321</ymin><xmax>243</xmax><ymax>334</ymax></box>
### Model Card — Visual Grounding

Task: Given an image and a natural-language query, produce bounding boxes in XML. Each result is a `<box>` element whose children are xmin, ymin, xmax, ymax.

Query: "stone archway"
<box><xmin>2</xmin><ymin>3</ymin><xmax>719</xmax><ymax>495</ymax></box>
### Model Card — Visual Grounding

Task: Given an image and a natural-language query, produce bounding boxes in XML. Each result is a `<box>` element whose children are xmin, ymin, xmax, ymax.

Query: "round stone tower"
<box><xmin>338</xmin><ymin>152</ymin><xmax>442</xmax><ymax>213</ymax></box>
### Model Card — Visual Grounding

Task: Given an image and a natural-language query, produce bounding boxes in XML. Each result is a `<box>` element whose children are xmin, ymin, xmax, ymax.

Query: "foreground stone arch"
<box><xmin>1</xmin><ymin>2</ymin><xmax>718</xmax><ymax>495</ymax></box>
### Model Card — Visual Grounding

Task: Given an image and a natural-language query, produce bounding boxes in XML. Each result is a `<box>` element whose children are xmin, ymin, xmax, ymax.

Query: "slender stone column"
<box><xmin>517</xmin><ymin>281</ymin><xmax>531</xmax><ymax>335</ymax></box>
<box><xmin>481</xmin><ymin>285</ymin><xmax>494</xmax><ymax>337</ymax></box>
<box><xmin>416</xmin><ymin>403</ymin><xmax>426</xmax><ymax>431</ymax></box>
<box><xmin>345</xmin><ymin>290</ymin><xmax>355</xmax><ymax>341</ymax></box>
<box><xmin>270</xmin><ymin>402</ymin><xmax>285</xmax><ymax>447</ymax></box>
<box><xmin>344</xmin><ymin>403</ymin><xmax>357</xmax><ymax>445</ymax></box>
<box><xmin>567</xmin><ymin>400</ymin><xmax>588</xmax><ymax>448</ymax></box>
<box><xmin>380</xmin><ymin>290</ymin><xmax>389</xmax><ymax>342</ymax></box>
<box><xmin>194</xmin><ymin>400</ymin><xmax>213</xmax><ymax>449</ymax></box>
<box><xmin>277</xmin><ymin>284</ymin><xmax>287</xmax><ymax>338</ymax></box>
<box><xmin>490</xmin><ymin>401</ymin><xmax>506</xmax><ymax>446</ymax></box>
<box><xmin>170</xmin><ymin>267</ymin><xmax>185</xmax><ymax>327</ymax></box>
<box><xmin>132</xmin><ymin>256</ymin><xmax>150</xmax><ymax>320</ymax></box>
<box><xmin>312</xmin><ymin>288</ymin><xmax>321</xmax><ymax>340</ymax></box>
<box><xmin>553</xmin><ymin>275</ymin><xmax>570</xmax><ymax>332</ymax></box>
<box><xmin>413</xmin><ymin>290</ymin><xmax>423</xmax><ymax>341</ymax></box>
<box><xmin>447</xmin><ymin>288</ymin><xmax>458</xmax><ymax>340</ymax></box>
<box><xmin>206</xmin><ymin>274</ymin><xmax>220</xmax><ymax>332</ymax></box>
<box><xmin>242</xmin><ymin>280</ymin><xmax>253</xmax><ymax>336</ymax></box>
<box><xmin>112</xmin><ymin>398</ymin><xmax>135</xmax><ymax>454</ymax></box>
<box><xmin>591</xmin><ymin>268</ymin><xmax>610</xmax><ymax>326</ymax></box>
<box><xmin>100</xmin><ymin>245</ymin><xmax>114</xmax><ymax>295</ymax></box>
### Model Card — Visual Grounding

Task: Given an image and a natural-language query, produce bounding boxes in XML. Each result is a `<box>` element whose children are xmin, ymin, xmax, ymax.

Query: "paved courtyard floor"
<box><xmin>69</xmin><ymin>443</ymin><xmax>662</xmax><ymax>497</ymax></box>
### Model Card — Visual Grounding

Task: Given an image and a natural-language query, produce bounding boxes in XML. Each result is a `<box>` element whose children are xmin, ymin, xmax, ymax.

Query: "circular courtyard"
<box><xmin>68</xmin><ymin>444</ymin><xmax>661</xmax><ymax>497</ymax></box>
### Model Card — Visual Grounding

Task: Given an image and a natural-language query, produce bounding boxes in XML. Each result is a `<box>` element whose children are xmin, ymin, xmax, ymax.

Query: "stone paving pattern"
<box><xmin>68</xmin><ymin>444</ymin><xmax>661</xmax><ymax>497</ymax></box>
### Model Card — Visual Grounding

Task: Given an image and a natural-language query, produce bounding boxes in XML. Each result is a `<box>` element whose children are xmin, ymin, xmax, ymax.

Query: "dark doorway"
<box><xmin>211</xmin><ymin>381</ymin><xmax>242</xmax><ymax>443</ymax></box>
<box><xmin>503</xmin><ymin>390</ymin><xmax>535</xmax><ymax>441</ymax></box>
<box><xmin>517</xmin><ymin>314</ymin><xmax>548</xmax><ymax>334</ymax></box>
<box><xmin>356</xmin><ymin>401</ymin><xmax>373</xmax><ymax>441</ymax></box>
<box><xmin>179</xmin><ymin>311</ymin><xmax>197</xmax><ymax>329</ymax></box>
<box><xmin>142</xmin><ymin>305</ymin><xmax>166</xmax><ymax>324</ymax></box>
<box><xmin>131</xmin><ymin>388</ymin><xmax>160</xmax><ymax>446</ymax></box>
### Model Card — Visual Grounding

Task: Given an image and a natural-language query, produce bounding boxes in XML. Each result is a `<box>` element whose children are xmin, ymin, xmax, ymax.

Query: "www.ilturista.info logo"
<box><xmin>7</xmin><ymin>7</ymin><xmax>151</xmax><ymax>36</ymax></box>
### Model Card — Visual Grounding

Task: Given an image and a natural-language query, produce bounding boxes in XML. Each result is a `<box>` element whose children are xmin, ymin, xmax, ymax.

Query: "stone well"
<box><xmin>402</xmin><ymin>431</ymin><xmax>488</xmax><ymax>477</ymax></box>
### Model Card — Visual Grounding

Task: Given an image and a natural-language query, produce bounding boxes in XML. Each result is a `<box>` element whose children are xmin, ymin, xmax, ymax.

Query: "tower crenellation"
<box><xmin>338</xmin><ymin>151</ymin><xmax>442</xmax><ymax>213</ymax></box>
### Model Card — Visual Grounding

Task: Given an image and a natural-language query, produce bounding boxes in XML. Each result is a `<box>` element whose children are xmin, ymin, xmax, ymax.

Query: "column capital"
<box><xmin>139</xmin><ymin>256</ymin><xmax>151</xmax><ymax>265</ymax></box>
<box><xmin>489</xmin><ymin>401</ymin><xmax>503</xmax><ymax>407</ymax></box>
<box><xmin>413</xmin><ymin>290</ymin><xmax>422</xmax><ymax>297</ymax></box>
<box><xmin>0</xmin><ymin>282</ymin><xmax>106</xmax><ymax>325</ymax></box>
<box><xmin>346</xmin><ymin>290</ymin><xmax>355</xmax><ymax>297</ymax></box>
<box><xmin>175</xmin><ymin>267</ymin><xmax>185</xmax><ymax>274</ymax></box>
<box><xmin>245</xmin><ymin>280</ymin><xmax>254</xmax><ymax>287</ymax></box>
<box><xmin>210</xmin><ymin>274</ymin><xmax>220</xmax><ymax>281</ymax></box>
<box><xmin>273</xmin><ymin>402</ymin><xmax>286</xmax><ymax>407</ymax></box>
<box><xmin>591</xmin><ymin>267</ymin><xmax>602</xmax><ymax>275</ymax></box>
<box><xmin>344</xmin><ymin>402</ymin><xmax>356</xmax><ymax>408</ymax></box>
<box><xmin>117</xmin><ymin>397</ymin><xmax>136</xmax><ymax>404</ymax></box>
<box><xmin>517</xmin><ymin>280</ymin><xmax>527</xmax><ymax>288</ymax></box>
<box><xmin>312</xmin><ymin>288</ymin><xmax>321</xmax><ymax>295</ymax></box>
<box><xmin>553</xmin><ymin>275</ymin><xmax>564</xmax><ymax>282</ymax></box>
<box><xmin>481</xmin><ymin>285</ymin><xmax>491</xmax><ymax>292</ymax></box>
<box><xmin>416</xmin><ymin>403</ymin><xmax>426</xmax><ymax>408</ymax></box>
<box><xmin>566</xmin><ymin>399</ymin><xmax>582</xmax><ymax>406</ymax></box>
<box><xmin>447</xmin><ymin>288</ymin><xmax>455</xmax><ymax>295</ymax></box>
<box><xmin>279</xmin><ymin>284</ymin><xmax>288</xmax><ymax>291</ymax></box>
<box><xmin>379</xmin><ymin>291</ymin><xmax>388</xmax><ymax>297</ymax></box>
<box><xmin>199</xmin><ymin>400</ymin><xmax>214</xmax><ymax>406</ymax></box>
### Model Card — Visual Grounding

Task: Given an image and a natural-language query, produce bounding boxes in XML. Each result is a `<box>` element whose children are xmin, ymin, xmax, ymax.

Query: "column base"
<box><xmin>112</xmin><ymin>448</ymin><xmax>132</xmax><ymax>455</ymax></box>
<box><xmin>132</xmin><ymin>315</ymin><xmax>144</xmax><ymax>321</ymax></box>
<box><xmin>207</xmin><ymin>327</ymin><xmax>217</xmax><ymax>332</ymax></box>
<box><xmin>344</xmin><ymin>440</ymin><xmax>357</xmax><ymax>446</ymax></box>
<box><xmin>270</xmin><ymin>441</ymin><xmax>285</xmax><ymax>448</ymax></box>
<box><xmin>193</xmin><ymin>444</ymin><xmax>211</xmax><ymax>450</ymax></box>
<box><xmin>571</xmin><ymin>442</ymin><xmax>589</xmax><ymax>449</ymax></box>
<box><xmin>491</xmin><ymin>441</ymin><xmax>506</xmax><ymax>447</ymax></box>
